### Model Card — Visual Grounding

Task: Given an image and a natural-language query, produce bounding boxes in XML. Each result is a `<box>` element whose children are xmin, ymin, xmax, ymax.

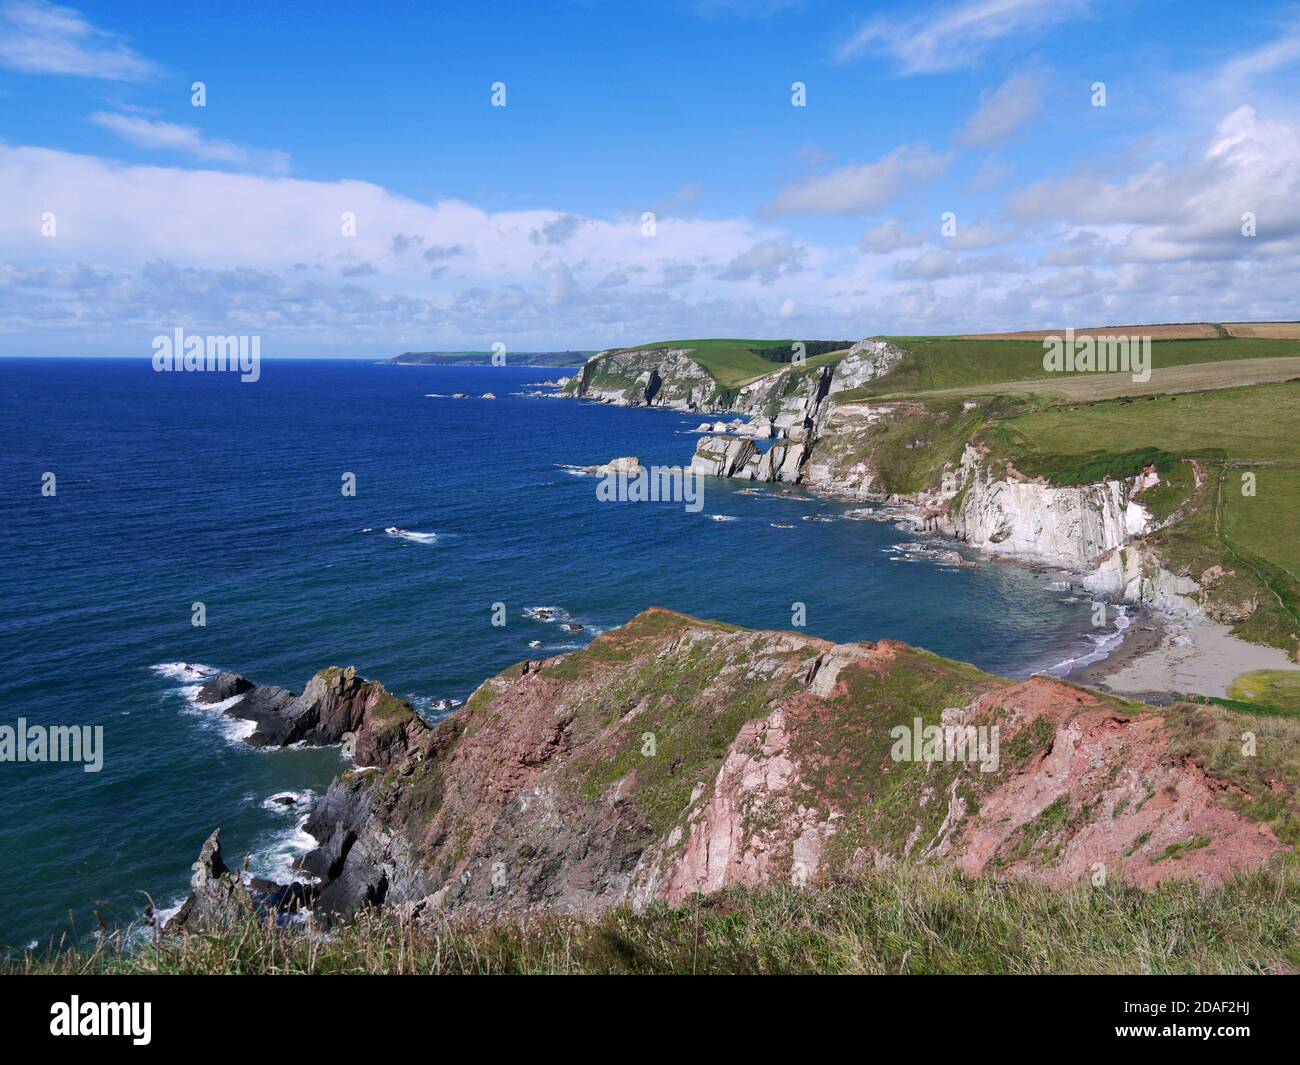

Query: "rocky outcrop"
<box><xmin>195</xmin><ymin>671</ymin><xmax>254</xmax><ymax>704</ymax></box>
<box><xmin>828</xmin><ymin>337</ymin><xmax>909</xmax><ymax>394</ymax></box>
<box><xmin>177</xmin><ymin>611</ymin><xmax>1289</xmax><ymax>931</ymax></box>
<box><xmin>570</xmin><ymin>337</ymin><xmax>906</xmax><ymax>421</ymax></box>
<box><xmin>690</xmin><ymin>436</ymin><xmax>756</xmax><ymax>478</ymax></box>
<box><xmin>1083</xmin><ymin>543</ymin><xmax>1204</xmax><ymax>618</ymax></box>
<box><xmin>572</xmin><ymin>347</ymin><xmax>720</xmax><ymax>410</ymax></box>
<box><xmin>951</xmin><ymin>450</ymin><xmax>1153</xmax><ymax>569</ymax></box>
<box><xmin>205</xmin><ymin>666</ymin><xmax>429</xmax><ymax>763</ymax></box>
<box><xmin>576</xmin><ymin>456</ymin><xmax>644</xmax><ymax>477</ymax></box>
<box><xmin>163</xmin><ymin>828</ymin><xmax>313</xmax><ymax>931</ymax></box>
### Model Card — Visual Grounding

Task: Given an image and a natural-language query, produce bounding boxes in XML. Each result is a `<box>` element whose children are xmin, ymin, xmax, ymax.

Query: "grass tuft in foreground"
<box><xmin>11</xmin><ymin>863</ymin><xmax>1300</xmax><ymax>975</ymax></box>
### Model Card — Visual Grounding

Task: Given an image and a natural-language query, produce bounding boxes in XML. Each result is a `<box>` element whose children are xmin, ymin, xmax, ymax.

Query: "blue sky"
<box><xmin>3</xmin><ymin>0</ymin><xmax>1300</xmax><ymax>355</ymax></box>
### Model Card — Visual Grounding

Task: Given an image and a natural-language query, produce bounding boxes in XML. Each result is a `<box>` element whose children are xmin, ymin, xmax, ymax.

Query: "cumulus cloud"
<box><xmin>836</xmin><ymin>0</ymin><xmax>1086</xmax><ymax>74</ymax></box>
<box><xmin>1010</xmin><ymin>106</ymin><xmax>1300</xmax><ymax>259</ymax></box>
<box><xmin>894</xmin><ymin>249</ymin><xmax>1025</xmax><ymax>280</ymax></box>
<box><xmin>659</xmin><ymin>261</ymin><xmax>698</xmax><ymax>287</ymax></box>
<box><xmin>90</xmin><ymin>112</ymin><xmax>290</xmax><ymax>173</ymax></box>
<box><xmin>0</xmin><ymin>143</ymin><xmax>833</xmax><ymax>351</ymax></box>
<box><xmin>718</xmin><ymin>240</ymin><xmax>805</xmax><ymax>283</ymax></box>
<box><xmin>945</xmin><ymin>222</ymin><xmax>1019</xmax><ymax>250</ymax></box>
<box><xmin>8</xmin><ymin>98</ymin><xmax>1300</xmax><ymax>354</ymax></box>
<box><xmin>531</xmin><ymin>213</ymin><xmax>586</xmax><ymax>245</ymax></box>
<box><xmin>767</xmin><ymin>143</ymin><xmax>952</xmax><ymax>215</ymax></box>
<box><xmin>860</xmin><ymin>219</ymin><xmax>927</xmax><ymax>252</ymax></box>
<box><xmin>0</xmin><ymin>1</ymin><xmax>158</xmax><ymax>80</ymax></box>
<box><xmin>957</xmin><ymin>74</ymin><xmax>1044</xmax><ymax>148</ymax></box>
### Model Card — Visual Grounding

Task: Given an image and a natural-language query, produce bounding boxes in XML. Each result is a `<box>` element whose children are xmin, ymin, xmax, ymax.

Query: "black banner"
<box><xmin>0</xmin><ymin>975</ymin><xmax>1287</xmax><ymax>1050</ymax></box>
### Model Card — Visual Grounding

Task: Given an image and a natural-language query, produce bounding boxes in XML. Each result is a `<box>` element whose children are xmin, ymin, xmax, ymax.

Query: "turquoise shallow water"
<box><xmin>0</xmin><ymin>358</ymin><xmax>1108</xmax><ymax>948</ymax></box>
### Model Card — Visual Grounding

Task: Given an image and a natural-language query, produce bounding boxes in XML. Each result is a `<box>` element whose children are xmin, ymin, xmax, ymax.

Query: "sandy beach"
<box><xmin>1068</xmin><ymin>609</ymin><xmax>1300</xmax><ymax>702</ymax></box>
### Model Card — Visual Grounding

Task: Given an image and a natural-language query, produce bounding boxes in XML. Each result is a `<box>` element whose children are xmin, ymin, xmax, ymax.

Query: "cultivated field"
<box><xmin>960</xmin><ymin>323</ymin><xmax>1225</xmax><ymax>341</ymax></box>
<box><xmin>841</xmin><ymin>336</ymin><xmax>1300</xmax><ymax>399</ymax></box>
<box><xmin>959</xmin><ymin>322</ymin><xmax>1300</xmax><ymax>341</ymax></box>
<box><xmin>889</xmin><ymin>355</ymin><xmax>1300</xmax><ymax>403</ymax></box>
<box><xmin>1225</xmin><ymin>323</ymin><xmax>1300</xmax><ymax>339</ymax></box>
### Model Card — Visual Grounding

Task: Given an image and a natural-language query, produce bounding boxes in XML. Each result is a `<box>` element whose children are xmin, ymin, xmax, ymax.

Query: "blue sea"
<box><xmin>0</xmin><ymin>358</ymin><xmax>1111</xmax><ymax>948</ymax></box>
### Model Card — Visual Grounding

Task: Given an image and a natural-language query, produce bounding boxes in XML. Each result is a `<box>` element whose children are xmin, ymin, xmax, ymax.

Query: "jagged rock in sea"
<box><xmin>203</xmin><ymin>666</ymin><xmax>432</xmax><ymax>763</ymax></box>
<box><xmin>690</xmin><ymin>436</ymin><xmax>756</xmax><ymax>478</ymax></box>
<box><xmin>165</xmin><ymin>828</ymin><xmax>314</xmax><ymax>931</ymax></box>
<box><xmin>195</xmin><ymin>671</ymin><xmax>254</xmax><ymax>704</ymax></box>
<box><xmin>577</xmin><ymin>456</ymin><xmax>643</xmax><ymax>477</ymax></box>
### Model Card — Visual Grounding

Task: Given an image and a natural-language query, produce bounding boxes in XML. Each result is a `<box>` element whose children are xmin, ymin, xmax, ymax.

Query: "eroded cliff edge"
<box><xmin>173</xmin><ymin>609</ymin><xmax>1293</xmax><ymax>929</ymax></box>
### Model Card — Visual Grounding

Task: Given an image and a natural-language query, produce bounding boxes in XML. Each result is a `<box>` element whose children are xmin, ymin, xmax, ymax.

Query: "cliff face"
<box><xmin>571</xmin><ymin>337</ymin><xmax>908</xmax><ymax>420</ymax></box>
<box><xmin>179</xmin><ymin>609</ymin><xmax>1289</xmax><ymax>927</ymax></box>
<box><xmin>950</xmin><ymin>449</ymin><xmax>1154</xmax><ymax>569</ymax></box>
<box><xmin>572</xmin><ymin>347</ymin><xmax>722</xmax><ymax>410</ymax></box>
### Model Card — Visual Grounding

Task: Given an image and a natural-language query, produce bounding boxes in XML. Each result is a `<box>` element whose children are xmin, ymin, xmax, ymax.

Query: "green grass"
<box><xmin>1225</xmin><ymin>468</ymin><xmax>1300</xmax><ymax>577</ymax></box>
<box><xmin>847</xmin><ymin>336</ymin><xmax>1300</xmax><ymax>397</ymax></box>
<box><xmin>1229</xmin><ymin>671</ymin><xmax>1300</xmax><ymax>713</ymax></box>
<box><xmin>988</xmin><ymin>382</ymin><xmax>1300</xmax><ymax>466</ymax></box>
<box><xmin>14</xmin><ymin>863</ymin><xmax>1300</xmax><ymax>974</ymax></box>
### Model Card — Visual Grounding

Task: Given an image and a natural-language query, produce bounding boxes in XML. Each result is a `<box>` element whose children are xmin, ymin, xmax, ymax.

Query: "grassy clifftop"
<box><xmin>840</xmin><ymin>335</ymin><xmax>1300</xmax><ymax>398</ymax></box>
<box><xmin>15</xmin><ymin>864</ymin><xmax>1300</xmax><ymax>974</ymax></box>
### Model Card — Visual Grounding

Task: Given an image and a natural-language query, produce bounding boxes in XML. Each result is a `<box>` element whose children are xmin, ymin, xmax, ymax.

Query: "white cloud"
<box><xmin>0</xmin><ymin>144</ymin><xmax>840</xmax><ymax>351</ymax></box>
<box><xmin>767</xmin><ymin>143</ymin><xmax>952</xmax><ymax>214</ymax></box>
<box><xmin>894</xmin><ymin>249</ymin><xmax>1025</xmax><ymax>279</ymax></box>
<box><xmin>1010</xmin><ymin>106</ymin><xmax>1300</xmax><ymax>258</ymax></box>
<box><xmin>860</xmin><ymin>219</ymin><xmax>927</xmax><ymax>252</ymax></box>
<box><xmin>90</xmin><ymin>112</ymin><xmax>290</xmax><ymax>173</ymax></box>
<box><xmin>945</xmin><ymin>221</ymin><xmax>1019</xmax><ymax>250</ymax></box>
<box><xmin>1209</xmin><ymin>16</ymin><xmax>1300</xmax><ymax>97</ymax></box>
<box><xmin>718</xmin><ymin>240</ymin><xmax>805</xmax><ymax>283</ymax></box>
<box><xmin>837</xmin><ymin>0</ymin><xmax>1086</xmax><ymax>74</ymax></box>
<box><xmin>0</xmin><ymin>1</ymin><xmax>157</xmax><ymax>80</ymax></box>
<box><xmin>957</xmin><ymin>74</ymin><xmax>1045</xmax><ymax>148</ymax></box>
<box><xmin>7</xmin><ymin>100</ymin><xmax>1300</xmax><ymax>354</ymax></box>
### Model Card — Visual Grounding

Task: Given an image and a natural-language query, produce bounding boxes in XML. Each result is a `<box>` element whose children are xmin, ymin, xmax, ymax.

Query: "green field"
<box><xmin>1229</xmin><ymin>670</ymin><xmax>1300</xmax><ymax>713</ymax></box>
<box><xmin>1225</xmin><ymin>468</ymin><xmax>1300</xmax><ymax>578</ymax></box>
<box><xmin>848</xmin><ymin>336</ymin><xmax>1300</xmax><ymax>397</ymax></box>
<box><xmin>990</xmin><ymin>382</ymin><xmax>1300</xmax><ymax>467</ymax></box>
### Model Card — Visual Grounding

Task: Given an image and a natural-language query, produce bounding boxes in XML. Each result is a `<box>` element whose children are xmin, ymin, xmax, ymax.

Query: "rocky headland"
<box><xmin>168</xmin><ymin>608</ymin><xmax>1294</xmax><ymax>935</ymax></box>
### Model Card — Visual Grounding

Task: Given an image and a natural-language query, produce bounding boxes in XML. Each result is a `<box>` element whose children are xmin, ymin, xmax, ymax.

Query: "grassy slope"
<box><xmin>1230</xmin><ymin>670</ymin><xmax>1300</xmax><ymax>712</ymax></box>
<box><xmin>989</xmin><ymin>383</ymin><xmax>1300</xmax><ymax>464</ymax></box>
<box><xmin>846</xmin><ymin>336</ymin><xmax>1300</xmax><ymax>397</ymax></box>
<box><xmin>14</xmin><ymin>864</ymin><xmax>1300</xmax><ymax>974</ymax></box>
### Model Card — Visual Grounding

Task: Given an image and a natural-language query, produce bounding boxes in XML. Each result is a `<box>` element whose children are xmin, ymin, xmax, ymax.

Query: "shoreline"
<box><xmin>556</xmin><ymin>391</ymin><xmax>1300</xmax><ymax>704</ymax></box>
<box><xmin>1065</xmin><ymin>609</ymin><xmax>1300</xmax><ymax>703</ymax></box>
